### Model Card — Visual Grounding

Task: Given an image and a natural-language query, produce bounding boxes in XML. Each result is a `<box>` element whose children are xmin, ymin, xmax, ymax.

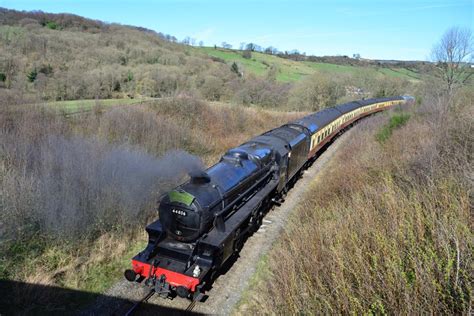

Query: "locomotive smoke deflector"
<box><xmin>168</xmin><ymin>190</ymin><xmax>195</xmax><ymax>206</ymax></box>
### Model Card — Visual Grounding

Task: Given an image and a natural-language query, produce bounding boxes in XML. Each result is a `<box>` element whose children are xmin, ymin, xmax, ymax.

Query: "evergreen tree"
<box><xmin>27</xmin><ymin>68</ymin><xmax>37</xmax><ymax>82</ymax></box>
<box><xmin>230</xmin><ymin>62</ymin><xmax>241</xmax><ymax>76</ymax></box>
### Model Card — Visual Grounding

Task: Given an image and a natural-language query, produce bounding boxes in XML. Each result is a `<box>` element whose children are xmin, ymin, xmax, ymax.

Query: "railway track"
<box><xmin>124</xmin><ymin>290</ymin><xmax>155</xmax><ymax>316</ymax></box>
<box><xmin>123</xmin><ymin>290</ymin><xmax>197</xmax><ymax>315</ymax></box>
<box><xmin>186</xmin><ymin>300</ymin><xmax>197</xmax><ymax>312</ymax></box>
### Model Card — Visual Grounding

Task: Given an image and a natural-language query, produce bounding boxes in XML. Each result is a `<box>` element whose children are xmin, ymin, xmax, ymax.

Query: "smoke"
<box><xmin>97</xmin><ymin>145</ymin><xmax>203</xmax><ymax>212</ymax></box>
<box><xmin>24</xmin><ymin>136</ymin><xmax>204</xmax><ymax>238</ymax></box>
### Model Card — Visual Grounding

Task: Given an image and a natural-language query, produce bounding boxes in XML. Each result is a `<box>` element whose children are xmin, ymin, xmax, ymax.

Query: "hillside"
<box><xmin>195</xmin><ymin>46</ymin><xmax>422</xmax><ymax>83</ymax></box>
<box><xmin>1</xmin><ymin>8</ymin><xmax>418</xmax><ymax>112</ymax></box>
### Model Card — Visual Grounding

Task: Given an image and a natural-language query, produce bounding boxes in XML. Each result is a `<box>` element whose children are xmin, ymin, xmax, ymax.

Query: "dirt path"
<box><xmin>87</xmin><ymin>128</ymin><xmax>355</xmax><ymax>316</ymax></box>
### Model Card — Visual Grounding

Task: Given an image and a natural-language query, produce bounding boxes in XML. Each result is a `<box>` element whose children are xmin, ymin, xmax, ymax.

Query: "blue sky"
<box><xmin>1</xmin><ymin>0</ymin><xmax>472</xmax><ymax>60</ymax></box>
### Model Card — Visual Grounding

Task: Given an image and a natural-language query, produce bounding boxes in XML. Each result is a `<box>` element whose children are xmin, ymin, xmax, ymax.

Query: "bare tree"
<box><xmin>431</xmin><ymin>27</ymin><xmax>473</xmax><ymax>94</ymax></box>
<box><xmin>245</xmin><ymin>43</ymin><xmax>256</xmax><ymax>51</ymax></box>
<box><xmin>265</xmin><ymin>46</ymin><xmax>279</xmax><ymax>55</ymax></box>
<box><xmin>182</xmin><ymin>36</ymin><xmax>191</xmax><ymax>45</ymax></box>
<box><xmin>221</xmin><ymin>42</ymin><xmax>232</xmax><ymax>49</ymax></box>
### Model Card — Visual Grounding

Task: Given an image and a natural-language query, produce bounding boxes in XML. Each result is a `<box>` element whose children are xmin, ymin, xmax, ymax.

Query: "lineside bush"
<box><xmin>375</xmin><ymin>112</ymin><xmax>410</xmax><ymax>143</ymax></box>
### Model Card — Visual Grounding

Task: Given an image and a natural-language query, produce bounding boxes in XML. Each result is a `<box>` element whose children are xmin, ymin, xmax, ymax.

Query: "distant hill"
<box><xmin>1</xmin><ymin>7</ymin><xmax>419</xmax><ymax>110</ymax></box>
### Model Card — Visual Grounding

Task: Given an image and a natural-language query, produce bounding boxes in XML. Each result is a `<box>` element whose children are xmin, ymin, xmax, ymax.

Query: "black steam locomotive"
<box><xmin>124</xmin><ymin>96</ymin><xmax>414</xmax><ymax>301</ymax></box>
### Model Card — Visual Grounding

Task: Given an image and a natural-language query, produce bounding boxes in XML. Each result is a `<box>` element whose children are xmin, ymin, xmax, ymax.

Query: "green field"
<box><xmin>45</xmin><ymin>98</ymin><xmax>153</xmax><ymax>113</ymax></box>
<box><xmin>196</xmin><ymin>47</ymin><xmax>421</xmax><ymax>83</ymax></box>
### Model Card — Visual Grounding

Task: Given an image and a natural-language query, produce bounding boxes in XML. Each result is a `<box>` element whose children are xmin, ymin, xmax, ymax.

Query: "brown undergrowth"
<box><xmin>0</xmin><ymin>96</ymin><xmax>304</xmax><ymax>310</ymax></box>
<box><xmin>237</xmin><ymin>90</ymin><xmax>472</xmax><ymax>314</ymax></box>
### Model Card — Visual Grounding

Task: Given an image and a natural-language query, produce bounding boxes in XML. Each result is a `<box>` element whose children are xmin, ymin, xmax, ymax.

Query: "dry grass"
<box><xmin>236</xmin><ymin>90</ymin><xmax>472</xmax><ymax>314</ymax></box>
<box><xmin>0</xmin><ymin>96</ymin><xmax>304</xmax><ymax>310</ymax></box>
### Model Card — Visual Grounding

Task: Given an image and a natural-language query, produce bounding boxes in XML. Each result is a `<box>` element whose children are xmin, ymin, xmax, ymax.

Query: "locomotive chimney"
<box><xmin>189</xmin><ymin>170</ymin><xmax>211</xmax><ymax>184</ymax></box>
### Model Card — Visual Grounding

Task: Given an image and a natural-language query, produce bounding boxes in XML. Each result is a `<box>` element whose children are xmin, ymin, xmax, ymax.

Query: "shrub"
<box><xmin>373</xmin><ymin>76</ymin><xmax>410</xmax><ymax>98</ymax></box>
<box><xmin>27</xmin><ymin>68</ymin><xmax>37</xmax><ymax>82</ymax></box>
<box><xmin>200</xmin><ymin>75</ymin><xmax>224</xmax><ymax>101</ymax></box>
<box><xmin>231</xmin><ymin>75</ymin><xmax>290</xmax><ymax>108</ymax></box>
<box><xmin>38</xmin><ymin>64</ymin><xmax>53</xmax><ymax>76</ymax></box>
<box><xmin>230</xmin><ymin>62</ymin><xmax>240</xmax><ymax>76</ymax></box>
<box><xmin>288</xmin><ymin>72</ymin><xmax>346</xmax><ymax>111</ymax></box>
<box><xmin>375</xmin><ymin>112</ymin><xmax>410</xmax><ymax>143</ymax></box>
<box><xmin>45</xmin><ymin>21</ymin><xmax>58</xmax><ymax>30</ymax></box>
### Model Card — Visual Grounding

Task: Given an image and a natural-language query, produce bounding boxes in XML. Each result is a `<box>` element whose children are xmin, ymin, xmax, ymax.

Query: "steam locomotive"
<box><xmin>124</xmin><ymin>96</ymin><xmax>414</xmax><ymax>301</ymax></box>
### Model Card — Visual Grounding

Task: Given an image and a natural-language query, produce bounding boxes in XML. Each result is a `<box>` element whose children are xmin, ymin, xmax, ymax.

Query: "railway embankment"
<box><xmin>235</xmin><ymin>92</ymin><xmax>473</xmax><ymax>315</ymax></box>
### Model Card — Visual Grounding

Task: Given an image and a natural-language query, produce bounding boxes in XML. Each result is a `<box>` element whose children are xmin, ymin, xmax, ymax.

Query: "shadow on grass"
<box><xmin>0</xmin><ymin>279</ymin><xmax>202</xmax><ymax>315</ymax></box>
